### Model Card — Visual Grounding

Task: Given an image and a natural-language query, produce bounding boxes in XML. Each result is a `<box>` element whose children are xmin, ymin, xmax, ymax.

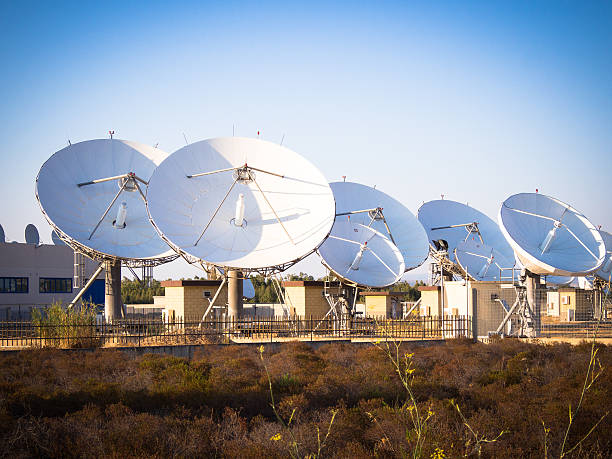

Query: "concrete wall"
<box><xmin>419</xmin><ymin>287</ymin><xmax>441</xmax><ymax>316</ymax></box>
<box><xmin>558</xmin><ymin>288</ymin><xmax>594</xmax><ymax>321</ymax></box>
<box><xmin>364</xmin><ymin>294</ymin><xmax>406</xmax><ymax>318</ymax></box>
<box><xmin>546</xmin><ymin>291</ymin><xmax>560</xmax><ymax>317</ymax></box>
<box><xmin>443</xmin><ymin>281</ymin><xmax>471</xmax><ymax>316</ymax></box>
<box><xmin>243</xmin><ymin>303</ymin><xmax>288</xmax><ymax>317</ymax></box>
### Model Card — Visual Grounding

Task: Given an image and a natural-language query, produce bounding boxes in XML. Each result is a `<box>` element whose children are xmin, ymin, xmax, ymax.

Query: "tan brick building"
<box><xmin>159</xmin><ymin>280</ymin><xmax>228</xmax><ymax>320</ymax></box>
<box><xmin>282</xmin><ymin>281</ymin><xmax>328</xmax><ymax>317</ymax></box>
<box><xmin>362</xmin><ymin>291</ymin><xmax>410</xmax><ymax>318</ymax></box>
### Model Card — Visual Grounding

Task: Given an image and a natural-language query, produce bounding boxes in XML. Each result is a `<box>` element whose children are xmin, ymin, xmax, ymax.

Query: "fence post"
<box><xmin>422</xmin><ymin>316</ymin><xmax>426</xmax><ymax>340</ymax></box>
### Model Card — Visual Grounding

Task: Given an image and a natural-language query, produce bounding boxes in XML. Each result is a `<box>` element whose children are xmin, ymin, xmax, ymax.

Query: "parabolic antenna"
<box><xmin>418</xmin><ymin>200</ymin><xmax>515</xmax><ymax>274</ymax></box>
<box><xmin>243</xmin><ymin>278</ymin><xmax>255</xmax><ymax>299</ymax></box>
<box><xmin>325</xmin><ymin>181</ymin><xmax>428</xmax><ymax>272</ymax></box>
<box><xmin>499</xmin><ymin>193</ymin><xmax>605</xmax><ymax>276</ymax></box>
<box><xmin>25</xmin><ymin>224</ymin><xmax>40</xmax><ymax>245</ymax></box>
<box><xmin>595</xmin><ymin>230</ymin><xmax>612</xmax><ymax>283</ymax></box>
<box><xmin>146</xmin><ymin>137</ymin><xmax>335</xmax><ymax>271</ymax></box>
<box><xmin>0</xmin><ymin>224</ymin><xmax>4</xmax><ymax>243</ymax></box>
<box><xmin>318</xmin><ymin>219</ymin><xmax>405</xmax><ymax>287</ymax></box>
<box><xmin>455</xmin><ymin>239</ymin><xmax>516</xmax><ymax>281</ymax></box>
<box><xmin>51</xmin><ymin>230</ymin><xmax>66</xmax><ymax>246</ymax></box>
<box><xmin>35</xmin><ymin>139</ymin><xmax>177</xmax><ymax>265</ymax></box>
<box><xmin>545</xmin><ymin>275</ymin><xmax>575</xmax><ymax>286</ymax></box>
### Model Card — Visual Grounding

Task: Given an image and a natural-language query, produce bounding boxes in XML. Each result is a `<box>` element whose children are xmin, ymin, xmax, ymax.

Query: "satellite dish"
<box><xmin>146</xmin><ymin>137</ymin><xmax>335</xmax><ymax>271</ymax></box>
<box><xmin>545</xmin><ymin>275</ymin><xmax>575</xmax><ymax>286</ymax></box>
<box><xmin>499</xmin><ymin>193</ymin><xmax>605</xmax><ymax>276</ymax></box>
<box><xmin>35</xmin><ymin>139</ymin><xmax>176</xmax><ymax>263</ymax></box>
<box><xmin>318</xmin><ymin>219</ymin><xmax>405</xmax><ymax>287</ymax></box>
<box><xmin>455</xmin><ymin>239</ymin><xmax>516</xmax><ymax>281</ymax></box>
<box><xmin>25</xmin><ymin>224</ymin><xmax>40</xmax><ymax>245</ymax></box>
<box><xmin>595</xmin><ymin>230</ymin><xmax>612</xmax><ymax>283</ymax></box>
<box><xmin>243</xmin><ymin>278</ymin><xmax>255</xmax><ymax>299</ymax></box>
<box><xmin>51</xmin><ymin>230</ymin><xmax>66</xmax><ymax>246</ymax></box>
<box><xmin>0</xmin><ymin>224</ymin><xmax>4</xmax><ymax>243</ymax></box>
<box><xmin>418</xmin><ymin>200</ymin><xmax>515</xmax><ymax>272</ymax></box>
<box><xmin>326</xmin><ymin>181</ymin><xmax>428</xmax><ymax>271</ymax></box>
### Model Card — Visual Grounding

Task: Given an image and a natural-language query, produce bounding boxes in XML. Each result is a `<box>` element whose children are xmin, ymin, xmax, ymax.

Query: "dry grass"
<box><xmin>0</xmin><ymin>339</ymin><xmax>609</xmax><ymax>458</ymax></box>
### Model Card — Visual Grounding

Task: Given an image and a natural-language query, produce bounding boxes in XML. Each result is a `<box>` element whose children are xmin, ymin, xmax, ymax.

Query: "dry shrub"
<box><xmin>0</xmin><ymin>340</ymin><xmax>609</xmax><ymax>457</ymax></box>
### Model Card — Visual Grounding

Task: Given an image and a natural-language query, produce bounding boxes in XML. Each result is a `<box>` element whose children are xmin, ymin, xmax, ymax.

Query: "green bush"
<box><xmin>31</xmin><ymin>302</ymin><xmax>100</xmax><ymax>348</ymax></box>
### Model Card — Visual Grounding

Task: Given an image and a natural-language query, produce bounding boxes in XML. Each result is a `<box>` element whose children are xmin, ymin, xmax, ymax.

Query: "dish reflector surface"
<box><xmin>51</xmin><ymin>230</ymin><xmax>66</xmax><ymax>246</ymax></box>
<box><xmin>25</xmin><ymin>224</ymin><xmax>40</xmax><ymax>245</ymax></box>
<box><xmin>499</xmin><ymin>193</ymin><xmax>605</xmax><ymax>276</ymax></box>
<box><xmin>545</xmin><ymin>275</ymin><xmax>575</xmax><ymax>286</ymax></box>
<box><xmin>243</xmin><ymin>278</ymin><xmax>255</xmax><ymax>299</ymax></box>
<box><xmin>318</xmin><ymin>219</ymin><xmax>405</xmax><ymax>287</ymax></box>
<box><xmin>455</xmin><ymin>239</ymin><xmax>515</xmax><ymax>281</ymax></box>
<box><xmin>595</xmin><ymin>230</ymin><xmax>612</xmax><ymax>282</ymax></box>
<box><xmin>327</xmin><ymin>181</ymin><xmax>428</xmax><ymax>271</ymax></box>
<box><xmin>36</xmin><ymin>139</ymin><xmax>173</xmax><ymax>261</ymax></box>
<box><xmin>146</xmin><ymin>137</ymin><xmax>335</xmax><ymax>270</ymax></box>
<box><xmin>418</xmin><ymin>200</ymin><xmax>514</xmax><ymax>273</ymax></box>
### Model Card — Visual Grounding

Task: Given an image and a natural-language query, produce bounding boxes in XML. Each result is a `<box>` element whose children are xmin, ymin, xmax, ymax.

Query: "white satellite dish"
<box><xmin>35</xmin><ymin>139</ymin><xmax>176</xmax><ymax>264</ymax></box>
<box><xmin>146</xmin><ymin>137</ymin><xmax>335</xmax><ymax>271</ymax></box>
<box><xmin>595</xmin><ymin>230</ymin><xmax>612</xmax><ymax>283</ymax></box>
<box><xmin>25</xmin><ymin>224</ymin><xmax>40</xmax><ymax>245</ymax></box>
<box><xmin>455</xmin><ymin>239</ymin><xmax>516</xmax><ymax>281</ymax></box>
<box><xmin>243</xmin><ymin>277</ymin><xmax>255</xmax><ymax>299</ymax></box>
<box><xmin>499</xmin><ymin>193</ymin><xmax>605</xmax><ymax>276</ymax></box>
<box><xmin>0</xmin><ymin>224</ymin><xmax>5</xmax><ymax>243</ymax></box>
<box><xmin>418</xmin><ymin>199</ymin><xmax>515</xmax><ymax>268</ymax></box>
<box><xmin>318</xmin><ymin>219</ymin><xmax>405</xmax><ymax>287</ymax></box>
<box><xmin>326</xmin><ymin>181</ymin><xmax>428</xmax><ymax>271</ymax></box>
<box><xmin>51</xmin><ymin>230</ymin><xmax>66</xmax><ymax>246</ymax></box>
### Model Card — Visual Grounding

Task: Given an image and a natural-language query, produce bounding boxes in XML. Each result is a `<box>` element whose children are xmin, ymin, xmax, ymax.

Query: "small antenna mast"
<box><xmin>108</xmin><ymin>130</ymin><xmax>115</xmax><ymax>139</ymax></box>
<box><xmin>183</xmin><ymin>133</ymin><xmax>189</xmax><ymax>145</ymax></box>
<box><xmin>280</xmin><ymin>134</ymin><xmax>285</xmax><ymax>145</ymax></box>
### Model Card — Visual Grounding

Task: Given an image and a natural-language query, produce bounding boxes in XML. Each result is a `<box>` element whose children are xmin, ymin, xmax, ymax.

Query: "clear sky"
<box><xmin>1</xmin><ymin>1</ymin><xmax>611</xmax><ymax>281</ymax></box>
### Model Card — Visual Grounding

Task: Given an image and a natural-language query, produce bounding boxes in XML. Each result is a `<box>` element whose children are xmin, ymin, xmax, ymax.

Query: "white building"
<box><xmin>0</xmin><ymin>241</ymin><xmax>103</xmax><ymax>320</ymax></box>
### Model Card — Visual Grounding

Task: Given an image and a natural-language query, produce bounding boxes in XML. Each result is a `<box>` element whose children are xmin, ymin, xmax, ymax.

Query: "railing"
<box><xmin>540</xmin><ymin>320</ymin><xmax>612</xmax><ymax>339</ymax></box>
<box><xmin>0</xmin><ymin>315</ymin><xmax>472</xmax><ymax>349</ymax></box>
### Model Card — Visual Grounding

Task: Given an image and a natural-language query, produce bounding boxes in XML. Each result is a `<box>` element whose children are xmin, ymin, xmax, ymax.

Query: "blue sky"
<box><xmin>1</xmin><ymin>1</ymin><xmax>611</xmax><ymax>280</ymax></box>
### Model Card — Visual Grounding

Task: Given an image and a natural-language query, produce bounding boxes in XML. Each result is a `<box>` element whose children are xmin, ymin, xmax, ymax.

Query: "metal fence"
<box><xmin>540</xmin><ymin>320</ymin><xmax>612</xmax><ymax>339</ymax></box>
<box><xmin>0</xmin><ymin>315</ymin><xmax>472</xmax><ymax>348</ymax></box>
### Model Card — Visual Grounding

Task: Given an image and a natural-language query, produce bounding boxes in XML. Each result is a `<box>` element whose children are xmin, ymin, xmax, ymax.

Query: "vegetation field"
<box><xmin>0</xmin><ymin>339</ymin><xmax>610</xmax><ymax>458</ymax></box>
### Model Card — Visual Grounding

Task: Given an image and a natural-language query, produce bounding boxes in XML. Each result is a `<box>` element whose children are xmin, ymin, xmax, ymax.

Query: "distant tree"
<box><xmin>121</xmin><ymin>278</ymin><xmax>164</xmax><ymax>304</ymax></box>
<box><xmin>288</xmin><ymin>272</ymin><xmax>314</xmax><ymax>281</ymax></box>
<box><xmin>247</xmin><ymin>275</ymin><xmax>279</xmax><ymax>304</ymax></box>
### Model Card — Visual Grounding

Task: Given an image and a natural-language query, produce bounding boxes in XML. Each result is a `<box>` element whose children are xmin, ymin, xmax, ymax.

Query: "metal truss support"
<box><xmin>68</xmin><ymin>262</ymin><xmax>104</xmax><ymax>309</ymax></box>
<box><xmin>199</xmin><ymin>276</ymin><xmax>228</xmax><ymax>325</ymax></box>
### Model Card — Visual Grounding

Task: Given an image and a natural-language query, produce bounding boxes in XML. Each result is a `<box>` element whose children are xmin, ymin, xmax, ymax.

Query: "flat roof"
<box><xmin>418</xmin><ymin>286</ymin><xmax>440</xmax><ymax>291</ymax></box>
<box><xmin>161</xmin><ymin>280</ymin><xmax>223</xmax><ymax>287</ymax></box>
<box><xmin>282</xmin><ymin>281</ymin><xmax>326</xmax><ymax>287</ymax></box>
<box><xmin>361</xmin><ymin>291</ymin><xmax>412</xmax><ymax>296</ymax></box>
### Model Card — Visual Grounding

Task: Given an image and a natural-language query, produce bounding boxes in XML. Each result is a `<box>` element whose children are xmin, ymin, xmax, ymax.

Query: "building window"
<box><xmin>0</xmin><ymin>277</ymin><xmax>29</xmax><ymax>293</ymax></box>
<box><xmin>39</xmin><ymin>278</ymin><xmax>73</xmax><ymax>294</ymax></box>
